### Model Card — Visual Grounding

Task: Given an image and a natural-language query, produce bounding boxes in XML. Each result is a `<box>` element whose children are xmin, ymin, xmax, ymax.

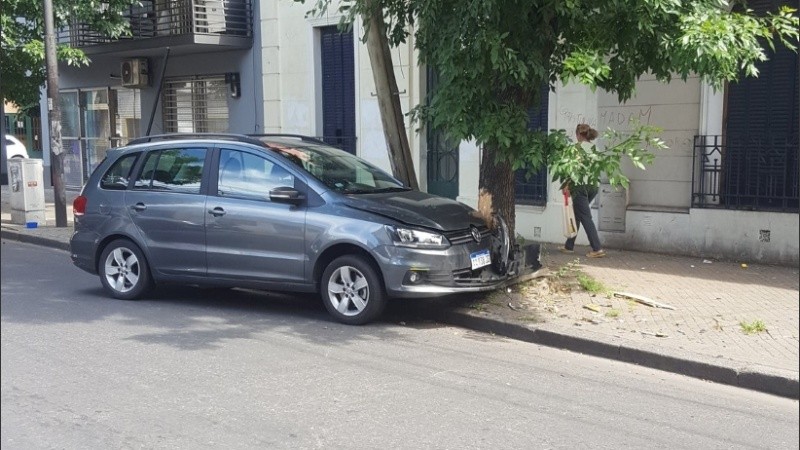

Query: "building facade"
<box><xmin>47</xmin><ymin>0</ymin><xmax>798</xmax><ymax>265</ymax></box>
<box><xmin>43</xmin><ymin>0</ymin><xmax>262</xmax><ymax>189</ymax></box>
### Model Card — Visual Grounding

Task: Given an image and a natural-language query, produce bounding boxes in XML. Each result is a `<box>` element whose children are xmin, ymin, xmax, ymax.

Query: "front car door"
<box><xmin>205</xmin><ymin>146</ymin><xmax>307</xmax><ymax>283</ymax></box>
<box><xmin>124</xmin><ymin>146</ymin><xmax>210</xmax><ymax>277</ymax></box>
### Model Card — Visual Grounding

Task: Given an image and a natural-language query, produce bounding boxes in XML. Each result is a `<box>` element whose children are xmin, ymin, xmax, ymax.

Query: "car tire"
<box><xmin>321</xmin><ymin>255</ymin><xmax>386</xmax><ymax>325</ymax></box>
<box><xmin>98</xmin><ymin>239</ymin><xmax>153</xmax><ymax>300</ymax></box>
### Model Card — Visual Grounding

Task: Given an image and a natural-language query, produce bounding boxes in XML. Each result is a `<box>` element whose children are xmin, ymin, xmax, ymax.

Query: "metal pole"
<box><xmin>43</xmin><ymin>0</ymin><xmax>67</xmax><ymax>227</ymax></box>
<box><xmin>146</xmin><ymin>47</ymin><xmax>171</xmax><ymax>136</ymax></box>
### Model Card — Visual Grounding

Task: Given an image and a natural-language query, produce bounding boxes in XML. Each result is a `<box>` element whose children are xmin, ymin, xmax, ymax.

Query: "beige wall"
<box><xmin>597</xmin><ymin>75</ymin><xmax>701</xmax><ymax>209</ymax></box>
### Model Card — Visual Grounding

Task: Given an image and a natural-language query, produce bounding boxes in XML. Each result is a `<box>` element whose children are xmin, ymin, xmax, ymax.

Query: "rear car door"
<box><xmin>205</xmin><ymin>146</ymin><xmax>307</xmax><ymax>283</ymax></box>
<box><xmin>124</xmin><ymin>146</ymin><xmax>210</xmax><ymax>277</ymax></box>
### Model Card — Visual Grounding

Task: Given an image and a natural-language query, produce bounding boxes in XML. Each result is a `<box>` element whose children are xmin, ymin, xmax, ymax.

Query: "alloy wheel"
<box><xmin>327</xmin><ymin>265</ymin><xmax>370</xmax><ymax>317</ymax></box>
<box><xmin>103</xmin><ymin>247</ymin><xmax>141</xmax><ymax>294</ymax></box>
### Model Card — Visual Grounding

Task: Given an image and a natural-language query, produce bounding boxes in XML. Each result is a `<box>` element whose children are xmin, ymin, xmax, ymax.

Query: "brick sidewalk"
<box><xmin>538</xmin><ymin>246</ymin><xmax>799</xmax><ymax>373</ymax></box>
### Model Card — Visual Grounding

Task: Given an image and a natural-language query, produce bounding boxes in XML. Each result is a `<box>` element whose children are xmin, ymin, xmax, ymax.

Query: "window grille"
<box><xmin>162</xmin><ymin>75</ymin><xmax>229</xmax><ymax>133</ymax></box>
<box><xmin>515</xmin><ymin>85</ymin><xmax>550</xmax><ymax>206</ymax></box>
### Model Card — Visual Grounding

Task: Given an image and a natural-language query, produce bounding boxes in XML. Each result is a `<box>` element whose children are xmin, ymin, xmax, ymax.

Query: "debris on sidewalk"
<box><xmin>614</xmin><ymin>292</ymin><xmax>676</xmax><ymax>310</ymax></box>
<box><xmin>640</xmin><ymin>331</ymin><xmax>669</xmax><ymax>338</ymax></box>
<box><xmin>703</xmin><ymin>259</ymin><xmax>713</xmax><ymax>264</ymax></box>
<box><xmin>583</xmin><ymin>304</ymin><xmax>601</xmax><ymax>313</ymax></box>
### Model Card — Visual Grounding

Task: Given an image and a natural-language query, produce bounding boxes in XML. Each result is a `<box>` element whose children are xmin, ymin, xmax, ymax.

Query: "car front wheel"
<box><xmin>99</xmin><ymin>239</ymin><xmax>153</xmax><ymax>300</ymax></box>
<box><xmin>321</xmin><ymin>255</ymin><xmax>386</xmax><ymax>325</ymax></box>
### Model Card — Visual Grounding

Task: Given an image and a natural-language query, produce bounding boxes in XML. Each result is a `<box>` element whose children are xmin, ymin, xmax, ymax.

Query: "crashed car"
<box><xmin>70</xmin><ymin>133</ymin><xmax>535</xmax><ymax>324</ymax></box>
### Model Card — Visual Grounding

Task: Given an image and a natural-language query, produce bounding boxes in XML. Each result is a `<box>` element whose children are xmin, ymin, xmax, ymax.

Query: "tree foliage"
<box><xmin>1</xmin><ymin>0</ymin><xmax>135</xmax><ymax>112</ymax></box>
<box><xmin>543</xmin><ymin>125</ymin><xmax>667</xmax><ymax>190</ymax></box>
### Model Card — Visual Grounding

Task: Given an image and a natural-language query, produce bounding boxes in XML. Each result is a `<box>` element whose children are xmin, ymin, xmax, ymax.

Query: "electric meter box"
<box><xmin>8</xmin><ymin>158</ymin><xmax>46</xmax><ymax>225</ymax></box>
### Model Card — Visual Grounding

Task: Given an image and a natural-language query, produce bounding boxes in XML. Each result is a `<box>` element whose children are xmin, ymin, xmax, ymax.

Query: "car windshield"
<box><xmin>263</xmin><ymin>140</ymin><xmax>408</xmax><ymax>194</ymax></box>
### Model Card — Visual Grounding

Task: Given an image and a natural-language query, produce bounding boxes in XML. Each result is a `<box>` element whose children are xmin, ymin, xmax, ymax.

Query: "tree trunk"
<box><xmin>478</xmin><ymin>143</ymin><xmax>516</xmax><ymax>237</ymax></box>
<box><xmin>363</xmin><ymin>0</ymin><xmax>419</xmax><ymax>190</ymax></box>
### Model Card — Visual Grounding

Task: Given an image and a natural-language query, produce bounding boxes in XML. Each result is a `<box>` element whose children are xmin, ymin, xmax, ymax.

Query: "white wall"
<box><xmin>266</xmin><ymin>0</ymin><xmax>423</xmax><ymax>177</ymax></box>
<box><xmin>603</xmin><ymin>209</ymin><xmax>799</xmax><ymax>265</ymax></box>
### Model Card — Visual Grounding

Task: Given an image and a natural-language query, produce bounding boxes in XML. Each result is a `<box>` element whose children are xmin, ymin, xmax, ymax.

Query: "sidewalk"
<box><xmin>2</xmin><ymin>185</ymin><xmax>798</xmax><ymax>399</ymax></box>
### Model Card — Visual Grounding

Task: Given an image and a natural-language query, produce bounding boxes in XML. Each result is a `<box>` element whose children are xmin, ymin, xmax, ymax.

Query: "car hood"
<box><xmin>339</xmin><ymin>190</ymin><xmax>486</xmax><ymax>232</ymax></box>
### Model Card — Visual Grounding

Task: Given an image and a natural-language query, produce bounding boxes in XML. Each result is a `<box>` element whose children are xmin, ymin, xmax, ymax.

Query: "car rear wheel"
<box><xmin>99</xmin><ymin>239</ymin><xmax>153</xmax><ymax>300</ymax></box>
<box><xmin>321</xmin><ymin>255</ymin><xmax>386</xmax><ymax>325</ymax></box>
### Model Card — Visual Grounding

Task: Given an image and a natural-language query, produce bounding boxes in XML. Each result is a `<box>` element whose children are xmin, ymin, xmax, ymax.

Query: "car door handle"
<box><xmin>132</xmin><ymin>203</ymin><xmax>147</xmax><ymax>212</ymax></box>
<box><xmin>208</xmin><ymin>207</ymin><xmax>226</xmax><ymax>217</ymax></box>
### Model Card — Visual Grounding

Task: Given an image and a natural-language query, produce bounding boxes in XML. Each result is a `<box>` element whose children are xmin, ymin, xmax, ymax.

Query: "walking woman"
<box><xmin>561</xmin><ymin>124</ymin><xmax>606</xmax><ymax>258</ymax></box>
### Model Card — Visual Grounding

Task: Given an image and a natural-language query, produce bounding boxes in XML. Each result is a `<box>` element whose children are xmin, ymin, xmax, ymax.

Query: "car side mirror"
<box><xmin>269</xmin><ymin>186</ymin><xmax>305</xmax><ymax>205</ymax></box>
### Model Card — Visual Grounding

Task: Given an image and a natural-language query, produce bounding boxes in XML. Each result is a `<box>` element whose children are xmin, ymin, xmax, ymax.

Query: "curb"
<box><xmin>1</xmin><ymin>228</ymin><xmax>70</xmax><ymax>252</ymax></box>
<box><xmin>433</xmin><ymin>309</ymin><xmax>800</xmax><ymax>400</ymax></box>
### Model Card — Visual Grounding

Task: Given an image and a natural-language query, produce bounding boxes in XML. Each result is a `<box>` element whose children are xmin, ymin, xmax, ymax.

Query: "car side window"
<box><xmin>133</xmin><ymin>148</ymin><xmax>206</xmax><ymax>194</ymax></box>
<box><xmin>100</xmin><ymin>153</ymin><xmax>139</xmax><ymax>190</ymax></box>
<box><xmin>218</xmin><ymin>149</ymin><xmax>295</xmax><ymax>201</ymax></box>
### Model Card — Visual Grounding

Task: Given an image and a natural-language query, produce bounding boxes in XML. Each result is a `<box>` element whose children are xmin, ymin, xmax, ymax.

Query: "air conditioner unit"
<box><xmin>121</xmin><ymin>58</ymin><xmax>149</xmax><ymax>88</ymax></box>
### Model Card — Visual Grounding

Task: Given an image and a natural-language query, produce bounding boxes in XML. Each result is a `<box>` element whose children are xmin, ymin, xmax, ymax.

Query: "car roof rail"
<box><xmin>248</xmin><ymin>134</ymin><xmax>327</xmax><ymax>145</ymax></box>
<box><xmin>127</xmin><ymin>133</ymin><xmax>266</xmax><ymax>147</ymax></box>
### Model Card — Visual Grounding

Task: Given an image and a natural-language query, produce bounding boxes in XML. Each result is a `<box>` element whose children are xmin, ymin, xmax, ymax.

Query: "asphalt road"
<box><xmin>2</xmin><ymin>240</ymin><xmax>798</xmax><ymax>449</ymax></box>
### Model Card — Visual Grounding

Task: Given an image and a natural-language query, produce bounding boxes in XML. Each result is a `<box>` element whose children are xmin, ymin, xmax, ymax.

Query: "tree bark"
<box><xmin>478</xmin><ymin>143</ymin><xmax>516</xmax><ymax>237</ymax></box>
<box><xmin>43</xmin><ymin>0</ymin><xmax>67</xmax><ymax>227</ymax></box>
<box><xmin>363</xmin><ymin>0</ymin><xmax>419</xmax><ymax>190</ymax></box>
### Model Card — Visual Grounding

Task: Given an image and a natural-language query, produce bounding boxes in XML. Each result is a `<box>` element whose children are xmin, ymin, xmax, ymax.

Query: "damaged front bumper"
<box><xmin>377</xmin><ymin>221</ymin><xmax>541</xmax><ymax>298</ymax></box>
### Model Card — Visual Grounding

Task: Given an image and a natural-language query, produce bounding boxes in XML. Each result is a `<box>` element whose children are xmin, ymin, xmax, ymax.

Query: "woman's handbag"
<box><xmin>562</xmin><ymin>189</ymin><xmax>578</xmax><ymax>238</ymax></box>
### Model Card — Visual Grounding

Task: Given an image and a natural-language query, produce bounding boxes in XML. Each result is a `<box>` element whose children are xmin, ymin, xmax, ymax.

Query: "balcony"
<box><xmin>58</xmin><ymin>0</ymin><xmax>252</xmax><ymax>57</ymax></box>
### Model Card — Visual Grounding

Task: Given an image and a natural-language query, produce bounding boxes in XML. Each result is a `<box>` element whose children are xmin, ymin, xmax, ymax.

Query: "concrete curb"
<box><xmin>433</xmin><ymin>309</ymin><xmax>800</xmax><ymax>400</ymax></box>
<box><xmin>1</xmin><ymin>228</ymin><xmax>70</xmax><ymax>252</ymax></box>
<box><xmin>3</xmin><ymin>229</ymin><xmax>797</xmax><ymax>399</ymax></box>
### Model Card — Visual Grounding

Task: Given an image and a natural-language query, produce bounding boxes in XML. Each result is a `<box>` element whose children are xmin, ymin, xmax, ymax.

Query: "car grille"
<box><xmin>445</xmin><ymin>225</ymin><xmax>491</xmax><ymax>245</ymax></box>
<box><xmin>426</xmin><ymin>267</ymin><xmax>495</xmax><ymax>287</ymax></box>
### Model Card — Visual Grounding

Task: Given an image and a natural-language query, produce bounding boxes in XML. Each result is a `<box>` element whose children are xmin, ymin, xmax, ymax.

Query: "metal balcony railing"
<box><xmin>58</xmin><ymin>0</ymin><xmax>252</xmax><ymax>48</ymax></box>
<box><xmin>692</xmin><ymin>134</ymin><xmax>799</xmax><ymax>212</ymax></box>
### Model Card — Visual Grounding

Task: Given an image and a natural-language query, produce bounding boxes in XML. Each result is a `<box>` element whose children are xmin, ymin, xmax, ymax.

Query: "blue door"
<box><xmin>320</xmin><ymin>26</ymin><xmax>356</xmax><ymax>154</ymax></box>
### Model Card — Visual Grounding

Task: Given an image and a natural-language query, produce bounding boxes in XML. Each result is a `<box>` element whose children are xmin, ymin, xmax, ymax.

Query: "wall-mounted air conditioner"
<box><xmin>121</xmin><ymin>58</ymin><xmax>149</xmax><ymax>88</ymax></box>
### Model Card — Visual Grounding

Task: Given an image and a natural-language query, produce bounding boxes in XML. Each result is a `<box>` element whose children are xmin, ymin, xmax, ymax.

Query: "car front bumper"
<box><xmin>373</xmin><ymin>241</ymin><xmax>532</xmax><ymax>298</ymax></box>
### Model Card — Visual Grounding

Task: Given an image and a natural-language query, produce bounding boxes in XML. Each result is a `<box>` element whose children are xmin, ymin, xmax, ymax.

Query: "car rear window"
<box><xmin>100</xmin><ymin>153</ymin><xmax>139</xmax><ymax>190</ymax></box>
<box><xmin>133</xmin><ymin>148</ymin><xmax>206</xmax><ymax>194</ymax></box>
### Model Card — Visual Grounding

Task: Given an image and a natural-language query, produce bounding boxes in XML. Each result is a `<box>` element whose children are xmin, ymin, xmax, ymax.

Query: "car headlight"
<box><xmin>386</xmin><ymin>226</ymin><xmax>450</xmax><ymax>249</ymax></box>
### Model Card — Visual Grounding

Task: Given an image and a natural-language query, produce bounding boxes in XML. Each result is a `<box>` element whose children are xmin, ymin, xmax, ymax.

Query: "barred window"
<box><xmin>515</xmin><ymin>84</ymin><xmax>550</xmax><ymax>206</ymax></box>
<box><xmin>162</xmin><ymin>75</ymin><xmax>229</xmax><ymax>133</ymax></box>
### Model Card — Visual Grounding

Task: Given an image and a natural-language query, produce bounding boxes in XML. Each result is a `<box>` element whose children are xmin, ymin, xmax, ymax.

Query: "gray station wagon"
<box><xmin>70</xmin><ymin>134</ymin><xmax>530</xmax><ymax>324</ymax></box>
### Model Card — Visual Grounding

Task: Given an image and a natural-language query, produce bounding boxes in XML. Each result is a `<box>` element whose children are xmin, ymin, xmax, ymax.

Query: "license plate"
<box><xmin>470</xmin><ymin>249</ymin><xmax>491</xmax><ymax>270</ymax></box>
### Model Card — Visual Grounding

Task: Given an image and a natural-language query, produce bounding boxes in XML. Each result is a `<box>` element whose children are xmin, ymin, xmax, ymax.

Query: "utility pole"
<box><xmin>363</xmin><ymin>0</ymin><xmax>419</xmax><ymax>190</ymax></box>
<box><xmin>43</xmin><ymin>0</ymin><xmax>67</xmax><ymax>226</ymax></box>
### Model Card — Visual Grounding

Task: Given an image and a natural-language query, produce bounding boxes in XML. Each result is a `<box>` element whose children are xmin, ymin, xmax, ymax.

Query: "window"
<box><xmin>100</xmin><ymin>153</ymin><xmax>140</xmax><ymax>190</ymax></box>
<box><xmin>515</xmin><ymin>85</ymin><xmax>550</xmax><ymax>206</ymax></box>
<box><xmin>218</xmin><ymin>149</ymin><xmax>295</xmax><ymax>200</ymax></box>
<box><xmin>133</xmin><ymin>148</ymin><xmax>206</xmax><ymax>193</ymax></box>
<box><xmin>162</xmin><ymin>75</ymin><xmax>229</xmax><ymax>133</ymax></box>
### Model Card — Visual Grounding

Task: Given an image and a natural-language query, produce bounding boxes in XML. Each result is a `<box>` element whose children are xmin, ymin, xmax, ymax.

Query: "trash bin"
<box><xmin>8</xmin><ymin>158</ymin><xmax>46</xmax><ymax>226</ymax></box>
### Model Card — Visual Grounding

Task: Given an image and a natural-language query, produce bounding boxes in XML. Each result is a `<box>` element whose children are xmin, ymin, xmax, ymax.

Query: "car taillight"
<box><xmin>73</xmin><ymin>195</ymin><xmax>87</xmax><ymax>216</ymax></box>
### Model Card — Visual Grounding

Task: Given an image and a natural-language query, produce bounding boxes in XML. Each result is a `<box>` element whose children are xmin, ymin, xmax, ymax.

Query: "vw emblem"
<box><xmin>470</xmin><ymin>226</ymin><xmax>482</xmax><ymax>243</ymax></box>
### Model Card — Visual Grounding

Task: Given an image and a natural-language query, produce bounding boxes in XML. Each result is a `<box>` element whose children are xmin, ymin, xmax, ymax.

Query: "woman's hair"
<box><xmin>576</xmin><ymin>123</ymin><xmax>599</xmax><ymax>142</ymax></box>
